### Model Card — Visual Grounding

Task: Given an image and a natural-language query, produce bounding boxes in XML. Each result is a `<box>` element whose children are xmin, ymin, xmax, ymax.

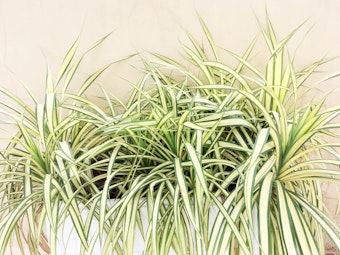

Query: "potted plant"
<box><xmin>1</xmin><ymin>17</ymin><xmax>340</xmax><ymax>254</ymax></box>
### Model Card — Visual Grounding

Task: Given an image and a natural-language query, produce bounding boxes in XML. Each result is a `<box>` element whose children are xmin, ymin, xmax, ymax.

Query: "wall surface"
<box><xmin>0</xmin><ymin>0</ymin><xmax>340</xmax><ymax>253</ymax></box>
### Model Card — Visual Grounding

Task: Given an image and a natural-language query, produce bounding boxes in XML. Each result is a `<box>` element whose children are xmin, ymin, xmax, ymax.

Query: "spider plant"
<box><xmin>128</xmin><ymin>17</ymin><xmax>340</xmax><ymax>254</ymax></box>
<box><xmin>66</xmin><ymin>17</ymin><xmax>340</xmax><ymax>254</ymax></box>
<box><xmin>0</xmin><ymin>35</ymin><xmax>131</xmax><ymax>254</ymax></box>
<box><xmin>0</xmin><ymin>16</ymin><xmax>340</xmax><ymax>255</ymax></box>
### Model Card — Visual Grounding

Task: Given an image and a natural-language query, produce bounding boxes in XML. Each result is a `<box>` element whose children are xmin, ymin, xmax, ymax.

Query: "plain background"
<box><xmin>1</xmin><ymin>0</ymin><xmax>339</xmax><ymax>252</ymax></box>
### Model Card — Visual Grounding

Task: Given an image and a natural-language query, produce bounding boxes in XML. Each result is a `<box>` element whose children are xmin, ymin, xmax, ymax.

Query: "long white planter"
<box><xmin>46</xmin><ymin>202</ymin><xmax>259</xmax><ymax>255</ymax></box>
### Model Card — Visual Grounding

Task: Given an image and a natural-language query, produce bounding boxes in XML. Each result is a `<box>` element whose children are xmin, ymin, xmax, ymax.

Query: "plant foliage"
<box><xmin>1</xmin><ymin>17</ymin><xmax>340</xmax><ymax>255</ymax></box>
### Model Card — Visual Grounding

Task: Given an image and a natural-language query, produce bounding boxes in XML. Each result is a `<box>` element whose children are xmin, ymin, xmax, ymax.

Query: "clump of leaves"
<box><xmin>1</xmin><ymin>16</ymin><xmax>340</xmax><ymax>255</ymax></box>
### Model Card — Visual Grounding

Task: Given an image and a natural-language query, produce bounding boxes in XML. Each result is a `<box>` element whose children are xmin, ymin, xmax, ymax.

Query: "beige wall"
<box><xmin>1</xmin><ymin>0</ymin><xmax>340</xmax><ymax>252</ymax></box>
<box><xmin>1</xmin><ymin>0</ymin><xmax>340</xmax><ymax>97</ymax></box>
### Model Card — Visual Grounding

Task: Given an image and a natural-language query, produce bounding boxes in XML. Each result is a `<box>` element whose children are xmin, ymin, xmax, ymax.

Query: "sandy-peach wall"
<box><xmin>1</xmin><ymin>0</ymin><xmax>339</xmax><ymax>252</ymax></box>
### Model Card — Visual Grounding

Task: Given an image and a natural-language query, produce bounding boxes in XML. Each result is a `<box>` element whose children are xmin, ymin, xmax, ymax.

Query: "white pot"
<box><xmin>45</xmin><ymin>201</ymin><xmax>259</xmax><ymax>255</ymax></box>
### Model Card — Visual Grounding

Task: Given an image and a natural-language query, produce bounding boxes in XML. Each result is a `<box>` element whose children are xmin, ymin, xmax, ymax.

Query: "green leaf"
<box><xmin>276</xmin><ymin>181</ymin><xmax>298</xmax><ymax>255</ymax></box>
<box><xmin>56</xmin><ymin>37</ymin><xmax>80</xmax><ymax>85</ymax></box>
<box><xmin>259</xmin><ymin>172</ymin><xmax>274</xmax><ymax>255</ymax></box>
<box><xmin>244</xmin><ymin>128</ymin><xmax>270</xmax><ymax>225</ymax></box>
<box><xmin>174</xmin><ymin>158</ymin><xmax>199</xmax><ymax>234</ymax></box>
<box><xmin>185</xmin><ymin>142</ymin><xmax>210</xmax><ymax>197</ymax></box>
